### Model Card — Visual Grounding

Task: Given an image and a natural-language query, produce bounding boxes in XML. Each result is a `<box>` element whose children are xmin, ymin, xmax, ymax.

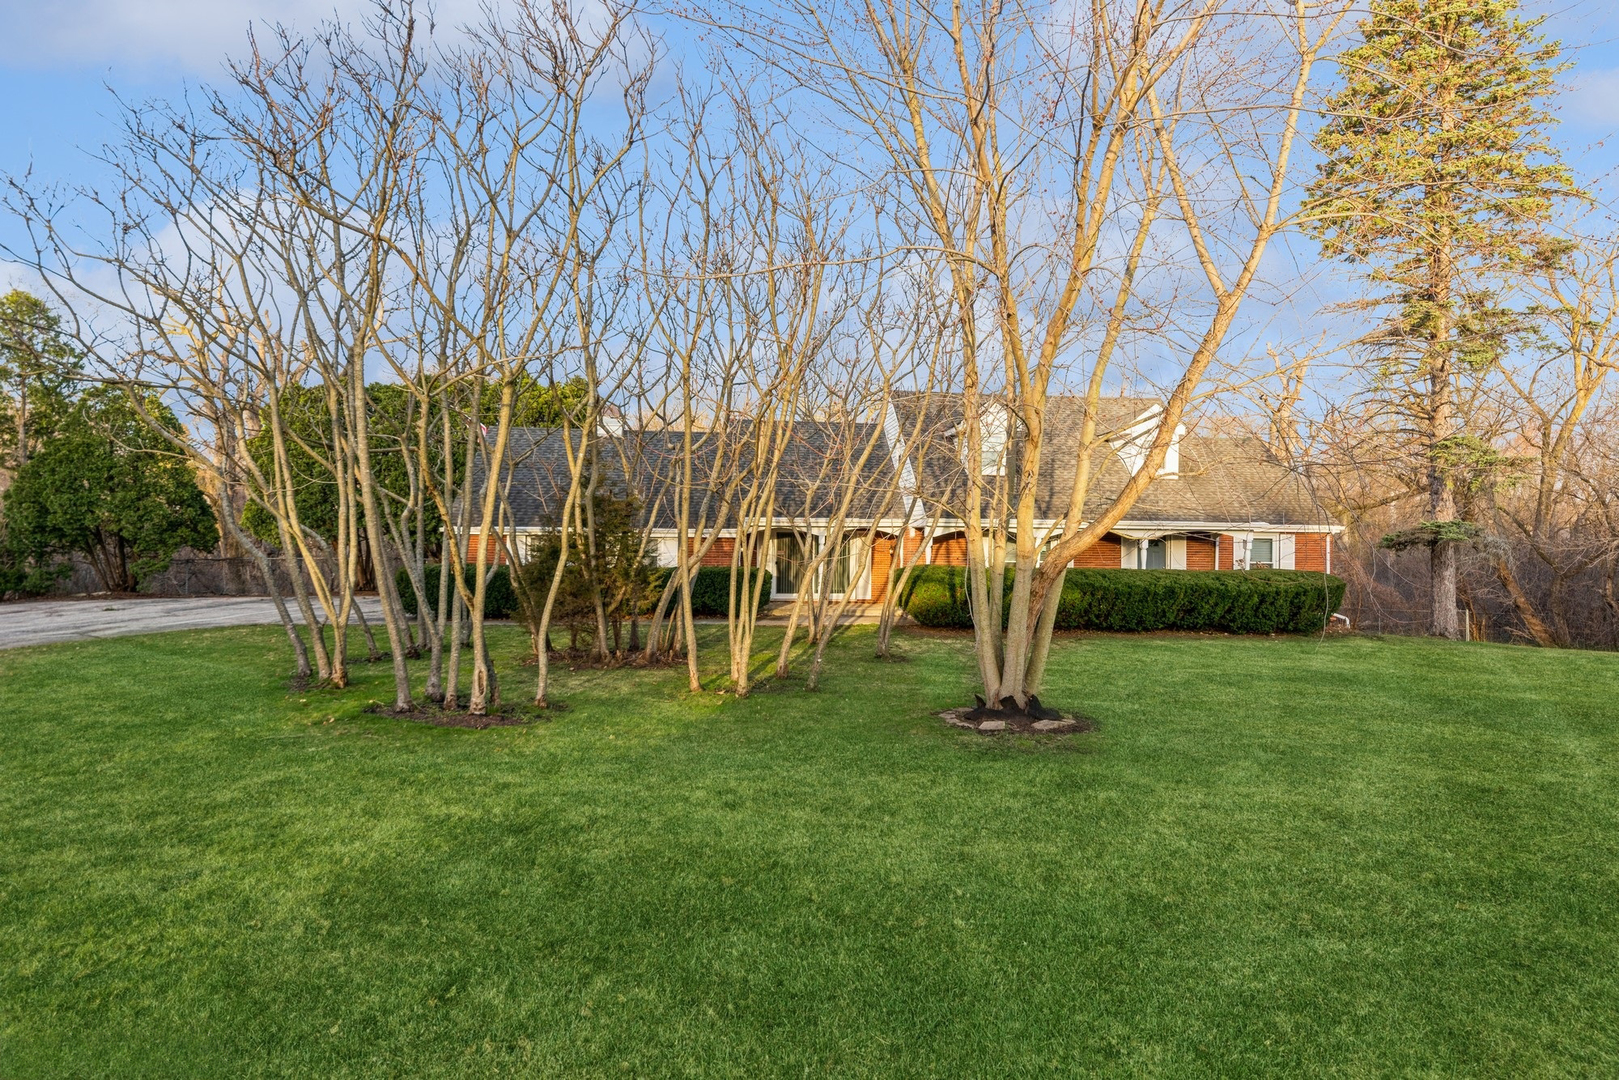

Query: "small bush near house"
<box><xmin>397</xmin><ymin>563</ymin><xmax>518</xmax><ymax>620</ymax></box>
<box><xmin>398</xmin><ymin>564</ymin><xmax>773</xmax><ymax>624</ymax></box>
<box><xmin>687</xmin><ymin>566</ymin><xmax>773</xmax><ymax>617</ymax></box>
<box><xmin>899</xmin><ymin>566</ymin><xmax>1345</xmax><ymax>635</ymax></box>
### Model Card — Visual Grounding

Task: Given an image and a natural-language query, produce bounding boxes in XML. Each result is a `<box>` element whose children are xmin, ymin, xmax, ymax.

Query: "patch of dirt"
<box><xmin>936</xmin><ymin>706</ymin><xmax>1097</xmax><ymax>736</ymax></box>
<box><xmin>363</xmin><ymin>704</ymin><xmax>541</xmax><ymax>730</ymax></box>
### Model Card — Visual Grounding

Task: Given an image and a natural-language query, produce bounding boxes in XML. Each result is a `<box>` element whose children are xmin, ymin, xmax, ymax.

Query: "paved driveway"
<box><xmin>0</xmin><ymin>596</ymin><xmax>386</xmax><ymax>649</ymax></box>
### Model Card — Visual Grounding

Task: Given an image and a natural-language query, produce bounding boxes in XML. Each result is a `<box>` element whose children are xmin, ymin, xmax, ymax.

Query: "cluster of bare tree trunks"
<box><xmin>20</xmin><ymin>0</ymin><xmax>1615</xmax><ymax>723</ymax></box>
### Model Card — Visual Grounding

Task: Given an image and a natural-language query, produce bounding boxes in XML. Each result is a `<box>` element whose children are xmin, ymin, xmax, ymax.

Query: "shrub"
<box><xmin>399</xmin><ymin>564</ymin><xmax>771</xmax><ymax>624</ymax></box>
<box><xmin>397</xmin><ymin>563</ymin><xmax>517</xmax><ymax>620</ymax></box>
<box><xmin>898</xmin><ymin>565</ymin><xmax>1345</xmax><ymax>635</ymax></box>
<box><xmin>686</xmin><ymin>566</ymin><xmax>773</xmax><ymax>617</ymax></box>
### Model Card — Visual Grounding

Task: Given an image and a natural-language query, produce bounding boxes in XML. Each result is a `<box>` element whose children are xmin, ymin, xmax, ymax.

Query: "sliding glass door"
<box><xmin>773</xmin><ymin>532</ymin><xmax>819</xmax><ymax>596</ymax></box>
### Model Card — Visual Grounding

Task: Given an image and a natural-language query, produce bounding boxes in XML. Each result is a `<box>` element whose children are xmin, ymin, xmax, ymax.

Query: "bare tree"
<box><xmin>703</xmin><ymin>0</ymin><xmax>1347</xmax><ymax>712</ymax></box>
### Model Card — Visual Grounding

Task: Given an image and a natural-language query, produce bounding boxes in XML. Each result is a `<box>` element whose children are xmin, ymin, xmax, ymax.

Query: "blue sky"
<box><xmin>2</xmin><ymin>0</ymin><xmax>1616</xmax><ymax>382</ymax></box>
<box><xmin>4</xmin><ymin>0</ymin><xmax>1615</xmax><ymax>191</ymax></box>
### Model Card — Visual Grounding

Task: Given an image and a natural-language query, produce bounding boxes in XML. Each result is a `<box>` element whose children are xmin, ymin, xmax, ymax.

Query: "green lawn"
<box><xmin>2</xmin><ymin>625</ymin><xmax>1618</xmax><ymax>1077</ymax></box>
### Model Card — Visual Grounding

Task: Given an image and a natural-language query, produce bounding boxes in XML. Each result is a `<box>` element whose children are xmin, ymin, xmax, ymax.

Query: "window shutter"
<box><xmin>1120</xmin><ymin>539</ymin><xmax>1137</xmax><ymax>569</ymax></box>
<box><xmin>1278</xmin><ymin>534</ymin><xmax>1295</xmax><ymax>570</ymax></box>
<box><xmin>1167</xmin><ymin>537</ymin><xmax>1187</xmax><ymax>570</ymax></box>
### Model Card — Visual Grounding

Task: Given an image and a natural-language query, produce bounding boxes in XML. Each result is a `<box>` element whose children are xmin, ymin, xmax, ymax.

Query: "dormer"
<box><xmin>958</xmin><ymin>400</ymin><xmax>1010</xmax><ymax>477</ymax></box>
<box><xmin>1110</xmin><ymin>405</ymin><xmax>1183</xmax><ymax>479</ymax></box>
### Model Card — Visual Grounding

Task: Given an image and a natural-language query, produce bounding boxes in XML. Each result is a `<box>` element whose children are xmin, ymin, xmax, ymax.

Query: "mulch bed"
<box><xmin>937</xmin><ymin>706</ymin><xmax>1097</xmax><ymax>736</ymax></box>
<box><xmin>363</xmin><ymin>704</ymin><xmax>540</xmax><ymax>730</ymax></box>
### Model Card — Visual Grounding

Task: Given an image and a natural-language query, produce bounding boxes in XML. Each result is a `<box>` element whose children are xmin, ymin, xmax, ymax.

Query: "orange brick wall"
<box><xmin>478</xmin><ymin>527</ymin><xmax>1331</xmax><ymax>577</ymax></box>
<box><xmin>902</xmin><ymin>528</ymin><xmax>927</xmax><ymax>564</ymax></box>
<box><xmin>1294</xmin><ymin>533</ymin><xmax>1330</xmax><ymax>572</ymax></box>
<box><xmin>1072</xmin><ymin>533</ymin><xmax>1122</xmax><ymax>568</ymax></box>
<box><xmin>1186</xmin><ymin>535</ymin><xmax>1216</xmax><ymax>571</ymax></box>
<box><xmin>692</xmin><ymin>536</ymin><xmax>736</xmax><ymax>567</ymax></box>
<box><xmin>931</xmin><ymin>535</ymin><xmax>969</xmax><ymax>566</ymax></box>
<box><xmin>464</xmin><ymin>533</ymin><xmax>508</xmax><ymax>566</ymax></box>
<box><xmin>870</xmin><ymin>536</ymin><xmax>895</xmax><ymax>602</ymax></box>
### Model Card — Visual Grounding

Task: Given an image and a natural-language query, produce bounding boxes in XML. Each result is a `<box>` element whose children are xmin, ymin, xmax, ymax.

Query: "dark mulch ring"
<box><xmin>363</xmin><ymin>704</ymin><xmax>544</xmax><ymax>730</ymax></box>
<box><xmin>937</xmin><ymin>704</ymin><xmax>1097</xmax><ymax>736</ymax></box>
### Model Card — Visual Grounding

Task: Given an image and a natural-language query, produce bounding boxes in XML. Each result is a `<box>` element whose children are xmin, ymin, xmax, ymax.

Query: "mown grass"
<box><xmin>2</xmin><ymin>625</ymin><xmax>1617</xmax><ymax>1077</ymax></box>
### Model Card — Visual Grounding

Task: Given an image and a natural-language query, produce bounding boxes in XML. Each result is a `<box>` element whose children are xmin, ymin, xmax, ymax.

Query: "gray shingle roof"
<box><xmin>468</xmin><ymin>394</ymin><xmax>1333</xmax><ymax>532</ymax></box>
<box><xmin>464</xmin><ymin>419</ymin><xmax>901</xmax><ymax>530</ymax></box>
<box><xmin>888</xmin><ymin>391</ymin><xmax>1333</xmax><ymax>528</ymax></box>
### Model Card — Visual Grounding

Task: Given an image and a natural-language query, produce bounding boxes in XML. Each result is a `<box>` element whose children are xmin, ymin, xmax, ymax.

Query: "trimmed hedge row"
<box><xmin>396</xmin><ymin>564</ymin><xmax>519</xmax><ymax>620</ymax></box>
<box><xmin>898</xmin><ymin>566</ymin><xmax>1345</xmax><ymax>635</ymax></box>
<box><xmin>397</xmin><ymin>563</ymin><xmax>772</xmax><ymax>621</ymax></box>
<box><xmin>685</xmin><ymin>566</ymin><xmax>772</xmax><ymax>617</ymax></box>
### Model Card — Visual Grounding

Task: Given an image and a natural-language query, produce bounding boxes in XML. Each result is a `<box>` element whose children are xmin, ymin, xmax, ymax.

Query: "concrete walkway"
<box><xmin>0</xmin><ymin>596</ymin><xmax>385</xmax><ymax>650</ymax></box>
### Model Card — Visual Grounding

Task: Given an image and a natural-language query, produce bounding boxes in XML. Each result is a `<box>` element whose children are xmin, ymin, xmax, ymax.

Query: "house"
<box><xmin>460</xmin><ymin>393</ymin><xmax>1342</xmax><ymax>606</ymax></box>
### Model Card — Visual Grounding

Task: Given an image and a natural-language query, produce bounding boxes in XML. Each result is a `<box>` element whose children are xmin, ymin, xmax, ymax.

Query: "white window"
<box><xmin>981</xmin><ymin>407</ymin><xmax>1009</xmax><ymax>476</ymax></box>
<box><xmin>1235</xmin><ymin>533</ymin><xmax>1292</xmax><ymax>570</ymax></box>
<box><xmin>959</xmin><ymin>403</ymin><xmax>1010</xmax><ymax>476</ymax></box>
<box><xmin>1121</xmin><ymin>536</ymin><xmax>1187</xmax><ymax>569</ymax></box>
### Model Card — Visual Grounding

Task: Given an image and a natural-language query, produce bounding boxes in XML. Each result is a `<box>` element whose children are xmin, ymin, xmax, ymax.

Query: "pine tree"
<box><xmin>1306</xmin><ymin>0</ymin><xmax>1576</xmax><ymax>638</ymax></box>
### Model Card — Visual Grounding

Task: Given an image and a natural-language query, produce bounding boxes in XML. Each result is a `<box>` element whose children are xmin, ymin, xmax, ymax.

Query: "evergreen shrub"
<box><xmin>397</xmin><ymin>563</ymin><xmax>518</xmax><ymax>620</ymax></box>
<box><xmin>898</xmin><ymin>566</ymin><xmax>1345</xmax><ymax>634</ymax></box>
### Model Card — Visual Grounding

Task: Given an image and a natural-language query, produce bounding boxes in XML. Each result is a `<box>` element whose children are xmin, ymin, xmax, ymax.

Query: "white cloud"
<box><xmin>0</xmin><ymin>0</ymin><xmax>489</xmax><ymax>74</ymax></box>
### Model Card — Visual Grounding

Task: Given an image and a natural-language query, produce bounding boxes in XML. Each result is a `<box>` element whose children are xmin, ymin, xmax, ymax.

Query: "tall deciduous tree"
<box><xmin>1306</xmin><ymin>0</ymin><xmax>1576</xmax><ymax>638</ymax></box>
<box><xmin>708</xmin><ymin>0</ymin><xmax>1345</xmax><ymax>712</ymax></box>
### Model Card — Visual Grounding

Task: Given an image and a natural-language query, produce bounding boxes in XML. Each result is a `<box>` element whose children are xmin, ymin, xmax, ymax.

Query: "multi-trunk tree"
<box><xmin>1305</xmin><ymin>0</ymin><xmax>1577</xmax><ymax>639</ymax></box>
<box><xmin>712</xmin><ymin>0</ymin><xmax>1347</xmax><ymax>713</ymax></box>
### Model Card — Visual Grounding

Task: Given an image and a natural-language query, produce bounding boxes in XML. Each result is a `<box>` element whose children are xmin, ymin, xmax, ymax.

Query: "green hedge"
<box><xmin>686</xmin><ymin>566</ymin><xmax>772</xmax><ymax>617</ymax></box>
<box><xmin>898</xmin><ymin>566</ymin><xmax>1345</xmax><ymax>635</ymax></box>
<box><xmin>396</xmin><ymin>563</ymin><xmax>518</xmax><ymax>620</ymax></box>
<box><xmin>399</xmin><ymin>563</ymin><xmax>772</xmax><ymax>621</ymax></box>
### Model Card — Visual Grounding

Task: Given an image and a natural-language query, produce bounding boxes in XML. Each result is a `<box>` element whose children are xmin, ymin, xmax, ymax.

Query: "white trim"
<box><xmin>887</xmin><ymin>515</ymin><xmax>1343</xmax><ymax>535</ymax></box>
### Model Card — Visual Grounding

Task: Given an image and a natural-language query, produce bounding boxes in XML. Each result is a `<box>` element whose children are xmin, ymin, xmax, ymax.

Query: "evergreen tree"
<box><xmin>0</xmin><ymin>290</ymin><xmax>80</xmax><ymax>476</ymax></box>
<box><xmin>1306</xmin><ymin>0</ymin><xmax>1576</xmax><ymax>638</ymax></box>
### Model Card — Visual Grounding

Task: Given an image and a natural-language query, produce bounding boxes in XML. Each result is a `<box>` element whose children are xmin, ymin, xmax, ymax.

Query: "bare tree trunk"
<box><xmin>229</xmin><ymin>515</ymin><xmax>310</xmax><ymax>679</ymax></box>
